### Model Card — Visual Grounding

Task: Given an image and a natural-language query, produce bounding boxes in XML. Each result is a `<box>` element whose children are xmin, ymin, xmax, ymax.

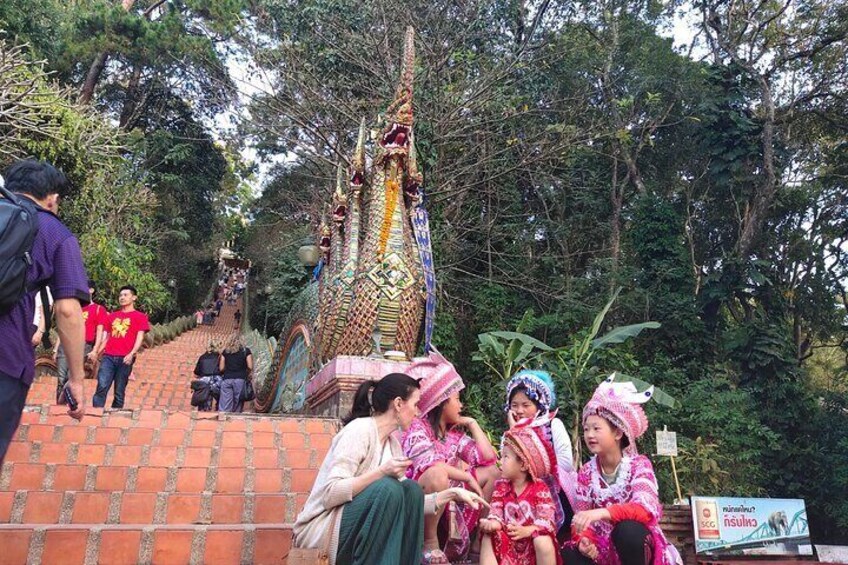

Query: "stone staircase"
<box><xmin>1</xmin><ymin>294</ymin><xmax>337</xmax><ymax>564</ymax></box>
<box><xmin>25</xmin><ymin>301</ymin><xmax>243</xmax><ymax>410</ymax></box>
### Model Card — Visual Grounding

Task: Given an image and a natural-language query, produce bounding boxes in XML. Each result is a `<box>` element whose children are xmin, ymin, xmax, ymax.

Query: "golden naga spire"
<box><xmin>351</xmin><ymin>118</ymin><xmax>367</xmax><ymax>188</ymax></box>
<box><xmin>332</xmin><ymin>162</ymin><xmax>348</xmax><ymax>226</ymax></box>
<box><xmin>385</xmin><ymin>26</ymin><xmax>415</xmax><ymax>130</ymax></box>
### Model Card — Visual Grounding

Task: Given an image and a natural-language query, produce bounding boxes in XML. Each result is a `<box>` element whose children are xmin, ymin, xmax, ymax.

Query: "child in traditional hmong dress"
<box><xmin>505</xmin><ymin>370</ymin><xmax>575</xmax><ymax>538</ymax></box>
<box><xmin>479</xmin><ymin>420</ymin><xmax>562</xmax><ymax>565</ymax></box>
<box><xmin>403</xmin><ymin>350</ymin><xmax>500</xmax><ymax>564</ymax></box>
<box><xmin>561</xmin><ymin>376</ymin><xmax>683</xmax><ymax>565</ymax></box>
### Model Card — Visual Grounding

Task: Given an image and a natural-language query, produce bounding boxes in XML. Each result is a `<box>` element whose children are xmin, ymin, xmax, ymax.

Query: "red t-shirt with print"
<box><xmin>104</xmin><ymin>310</ymin><xmax>151</xmax><ymax>357</ymax></box>
<box><xmin>82</xmin><ymin>303</ymin><xmax>109</xmax><ymax>344</ymax></box>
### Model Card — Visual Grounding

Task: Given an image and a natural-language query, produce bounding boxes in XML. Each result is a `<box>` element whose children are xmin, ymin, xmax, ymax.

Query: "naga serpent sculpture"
<box><xmin>255</xmin><ymin>27</ymin><xmax>436</xmax><ymax>413</ymax></box>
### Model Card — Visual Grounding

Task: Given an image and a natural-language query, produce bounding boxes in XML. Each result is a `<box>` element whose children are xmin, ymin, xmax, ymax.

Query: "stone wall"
<box><xmin>662</xmin><ymin>505</ymin><xmax>696</xmax><ymax>565</ymax></box>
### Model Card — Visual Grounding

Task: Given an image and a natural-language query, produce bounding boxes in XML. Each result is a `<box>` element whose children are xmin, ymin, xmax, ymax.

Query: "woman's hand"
<box><xmin>379</xmin><ymin>457</ymin><xmax>412</xmax><ymax>479</ymax></box>
<box><xmin>507</xmin><ymin>410</ymin><xmax>518</xmax><ymax>428</ymax></box>
<box><xmin>506</xmin><ymin>524</ymin><xmax>537</xmax><ymax>540</ymax></box>
<box><xmin>448</xmin><ymin>487</ymin><xmax>489</xmax><ymax>511</ymax></box>
<box><xmin>478</xmin><ymin>518</ymin><xmax>501</xmax><ymax>534</ymax></box>
<box><xmin>572</xmin><ymin>509</ymin><xmax>607</xmax><ymax>534</ymax></box>
<box><xmin>578</xmin><ymin>537</ymin><xmax>599</xmax><ymax>560</ymax></box>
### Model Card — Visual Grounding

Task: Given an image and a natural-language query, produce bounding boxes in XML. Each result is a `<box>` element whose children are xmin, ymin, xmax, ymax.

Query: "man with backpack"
<box><xmin>0</xmin><ymin>160</ymin><xmax>89</xmax><ymax>465</ymax></box>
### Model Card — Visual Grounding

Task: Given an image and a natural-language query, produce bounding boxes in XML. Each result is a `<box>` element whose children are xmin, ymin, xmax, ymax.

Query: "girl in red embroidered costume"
<box><xmin>479</xmin><ymin>419</ymin><xmax>561</xmax><ymax>565</ymax></box>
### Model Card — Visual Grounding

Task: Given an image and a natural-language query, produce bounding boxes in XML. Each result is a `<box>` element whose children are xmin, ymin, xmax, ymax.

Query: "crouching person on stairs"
<box><xmin>291</xmin><ymin>373</ymin><xmax>488</xmax><ymax>565</ymax></box>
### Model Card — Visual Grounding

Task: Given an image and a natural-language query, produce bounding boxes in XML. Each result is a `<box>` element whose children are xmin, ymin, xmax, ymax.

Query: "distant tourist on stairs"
<box><xmin>233</xmin><ymin>309</ymin><xmax>242</xmax><ymax>329</ymax></box>
<box><xmin>218</xmin><ymin>334</ymin><xmax>252</xmax><ymax>413</ymax></box>
<box><xmin>0</xmin><ymin>160</ymin><xmax>89</xmax><ymax>465</ymax></box>
<box><xmin>292</xmin><ymin>373</ymin><xmax>487</xmax><ymax>565</ymax></box>
<box><xmin>192</xmin><ymin>341</ymin><xmax>222</xmax><ymax>411</ymax></box>
<box><xmin>93</xmin><ymin>286</ymin><xmax>149</xmax><ymax>409</ymax></box>
<box><xmin>55</xmin><ymin>280</ymin><xmax>108</xmax><ymax>398</ymax></box>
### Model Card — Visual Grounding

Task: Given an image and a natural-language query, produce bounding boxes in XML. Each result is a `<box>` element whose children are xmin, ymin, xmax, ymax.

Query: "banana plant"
<box><xmin>475</xmin><ymin>288</ymin><xmax>676</xmax><ymax>463</ymax></box>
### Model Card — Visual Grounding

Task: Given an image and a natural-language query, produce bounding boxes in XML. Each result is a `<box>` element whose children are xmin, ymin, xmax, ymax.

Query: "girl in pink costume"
<box><xmin>562</xmin><ymin>376</ymin><xmax>682</xmax><ymax>565</ymax></box>
<box><xmin>402</xmin><ymin>350</ymin><xmax>499</xmax><ymax>564</ymax></box>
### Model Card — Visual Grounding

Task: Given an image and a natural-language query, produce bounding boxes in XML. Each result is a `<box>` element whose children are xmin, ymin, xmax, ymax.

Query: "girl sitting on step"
<box><xmin>561</xmin><ymin>377</ymin><xmax>683</xmax><ymax>565</ymax></box>
<box><xmin>479</xmin><ymin>418</ymin><xmax>562</xmax><ymax>565</ymax></box>
<box><xmin>505</xmin><ymin>370</ymin><xmax>575</xmax><ymax>541</ymax></box>
<box><xmin>402</xmin><ymin>351</ymin><xmax>500</xmax><ymax>564</ymax></box>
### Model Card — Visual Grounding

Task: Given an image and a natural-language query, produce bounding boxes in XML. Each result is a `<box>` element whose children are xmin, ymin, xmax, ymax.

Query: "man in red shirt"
<box><xmin>93</xmin><ymin>285</ymin><xmax>150</xmax><ymax>409</ymax></box>
<box><xmin>54</xmin><ymin>280</ymin><xmax>107</xmax><ymax>399</ymax></box>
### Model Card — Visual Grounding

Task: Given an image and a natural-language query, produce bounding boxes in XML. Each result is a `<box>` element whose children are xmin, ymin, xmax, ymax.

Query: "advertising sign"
<box><xmin>691</xmin><ymin>496</ymin><xmax>813</xmax><ymax>556</ymax></box>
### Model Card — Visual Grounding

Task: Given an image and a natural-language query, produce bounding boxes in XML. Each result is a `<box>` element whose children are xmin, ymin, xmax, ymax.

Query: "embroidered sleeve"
<box><xmin>627</xmin><ymin>456</ymin><xmax>662</xmax><ymax>524</ymax></box>
<box><xmin>402</xmin><ymin>418</ymin><xmax>443</xmax><ymax>479</ymax></box>
<box><xmin>570</xmin><ymin>462</ymin><xmax>596</xmax><ymax>513</ymax></box>
<box><xmin>488</xmin><ymin>480</ymin><xmax>509</xmax><ymax>525</ymax></box>
<box><xmin>454</xmin><ymin>429</ymin><xmax>496</xmax><ymax>467</ymax></box>
<box><xmin>608</xmin><ymin>503</ymin><xmax>652</xmax><ymax>524</ymax></box>
<box><xmin>531</xmin><ymin>482</ymin><xmax>558</xmax><ymax>535</ymax></box>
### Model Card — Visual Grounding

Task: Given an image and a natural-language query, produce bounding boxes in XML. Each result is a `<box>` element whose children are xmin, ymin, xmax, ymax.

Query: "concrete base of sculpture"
<box><xmin>305</xmin><ymin>355</ymin><xmax>412</xmax><ymax>418</ymax></box>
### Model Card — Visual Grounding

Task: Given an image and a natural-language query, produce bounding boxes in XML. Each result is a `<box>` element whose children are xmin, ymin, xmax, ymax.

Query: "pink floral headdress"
<box><xmin>407</xmin><ymin>348</ymin><xmax>464</xmax><ymax>416</ymax></box>
<box><xmin>502</xmin><ymin>414</ymin><xmax>558</xmax><ymax>481</ymax></box>
<box><xmin>582</xmin><ymin>374</ymin><xmax>654</xmax><ymax>456</ymax></box>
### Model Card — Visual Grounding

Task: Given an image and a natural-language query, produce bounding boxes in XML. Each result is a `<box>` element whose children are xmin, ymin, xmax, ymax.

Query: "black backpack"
<box><xmin>190</xmin><ymin>380</ymin><xmax>211</xmax><ymax>407</ymax></box>
<box><xmin>0</xmin><ymin>179</ymin><xmax>40</xmax><ymax>312</ymax></box>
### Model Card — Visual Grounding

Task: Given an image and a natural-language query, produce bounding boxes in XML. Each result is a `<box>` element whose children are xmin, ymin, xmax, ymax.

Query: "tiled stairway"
<box><xmin>24</xmin><ymin>300</ymin><xmax>243</xmax><ymax>410</ymax></box>
<box><xmin>1</xmin><ymin>293</ymin><xmax>337</xmax><ymax>564</ymax></box>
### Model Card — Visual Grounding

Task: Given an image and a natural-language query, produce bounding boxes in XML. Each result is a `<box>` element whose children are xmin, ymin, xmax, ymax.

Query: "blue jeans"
<box><xmin>56</xmin><ymin>342</ymin><xmax>93</xmax><ymax>400</ymax></box>
<box><xmin>93</xmin><ymin>355</ymin><xmax>133</xmax><ymax>409</ymax></box>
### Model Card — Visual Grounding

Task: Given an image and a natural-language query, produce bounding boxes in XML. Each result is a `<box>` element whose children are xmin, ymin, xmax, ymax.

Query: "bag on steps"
<box><xmin>190</xmin><ymin>382</ymin><xmax>211</xmax><ymax>407</ymax></box>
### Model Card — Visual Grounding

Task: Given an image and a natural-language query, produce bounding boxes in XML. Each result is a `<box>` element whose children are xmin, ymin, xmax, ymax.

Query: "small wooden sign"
<box><xmin>656</xmin><ymin>429</ymin><xmax>678</xmax><ymax>457</ymax></box>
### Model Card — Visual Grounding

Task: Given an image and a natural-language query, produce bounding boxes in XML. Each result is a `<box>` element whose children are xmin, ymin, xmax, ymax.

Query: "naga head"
<box><xmin>350</xmin><ymin>118</ymin><xmax>367</xmax><ymax>193</ymax></box>
<box><xmin>332</xmin><ymin>163</ymin><xmax>348</xmax><ymax>226</ymax></box>
<box><xmin>380</xmin><ymin>27</ymin><xmax>415</xmax><ymax>159</ymax></box>
<box><xmin>318</xmin><ymin>219</ymin><xmax>331</xmax><ymax>258</ymax></box>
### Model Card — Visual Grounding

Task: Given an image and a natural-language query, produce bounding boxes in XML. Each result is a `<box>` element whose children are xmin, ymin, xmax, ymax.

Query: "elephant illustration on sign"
<box><xmin>768</xmin><ymin>511</ymin><xmax>789</xmax><ymax>536</ymax></box>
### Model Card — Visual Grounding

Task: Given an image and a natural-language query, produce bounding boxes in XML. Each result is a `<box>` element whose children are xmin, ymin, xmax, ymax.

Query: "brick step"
<box><xmin>1</xmin><ymin>462</ymin><xmax>318</xmax><ymax>494</ymax></box>
<box><xmin>0</xmin><ymin>523</ymin><xmax>291</xmax><ymax>565</ymax></box>
<box><xmin>0</xmin><ymin>491</ymin><xmax>301</xmax><ymax>525</ymax></box>
<box><xmin>13</xmin><ymin>406</ymin><xmax>337</xmax><ymax>435</ymax></box>
<box><xmin>4</xmin><ymin>442</ymin><xmax>324</xmax><ymax>468</ymax></box>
